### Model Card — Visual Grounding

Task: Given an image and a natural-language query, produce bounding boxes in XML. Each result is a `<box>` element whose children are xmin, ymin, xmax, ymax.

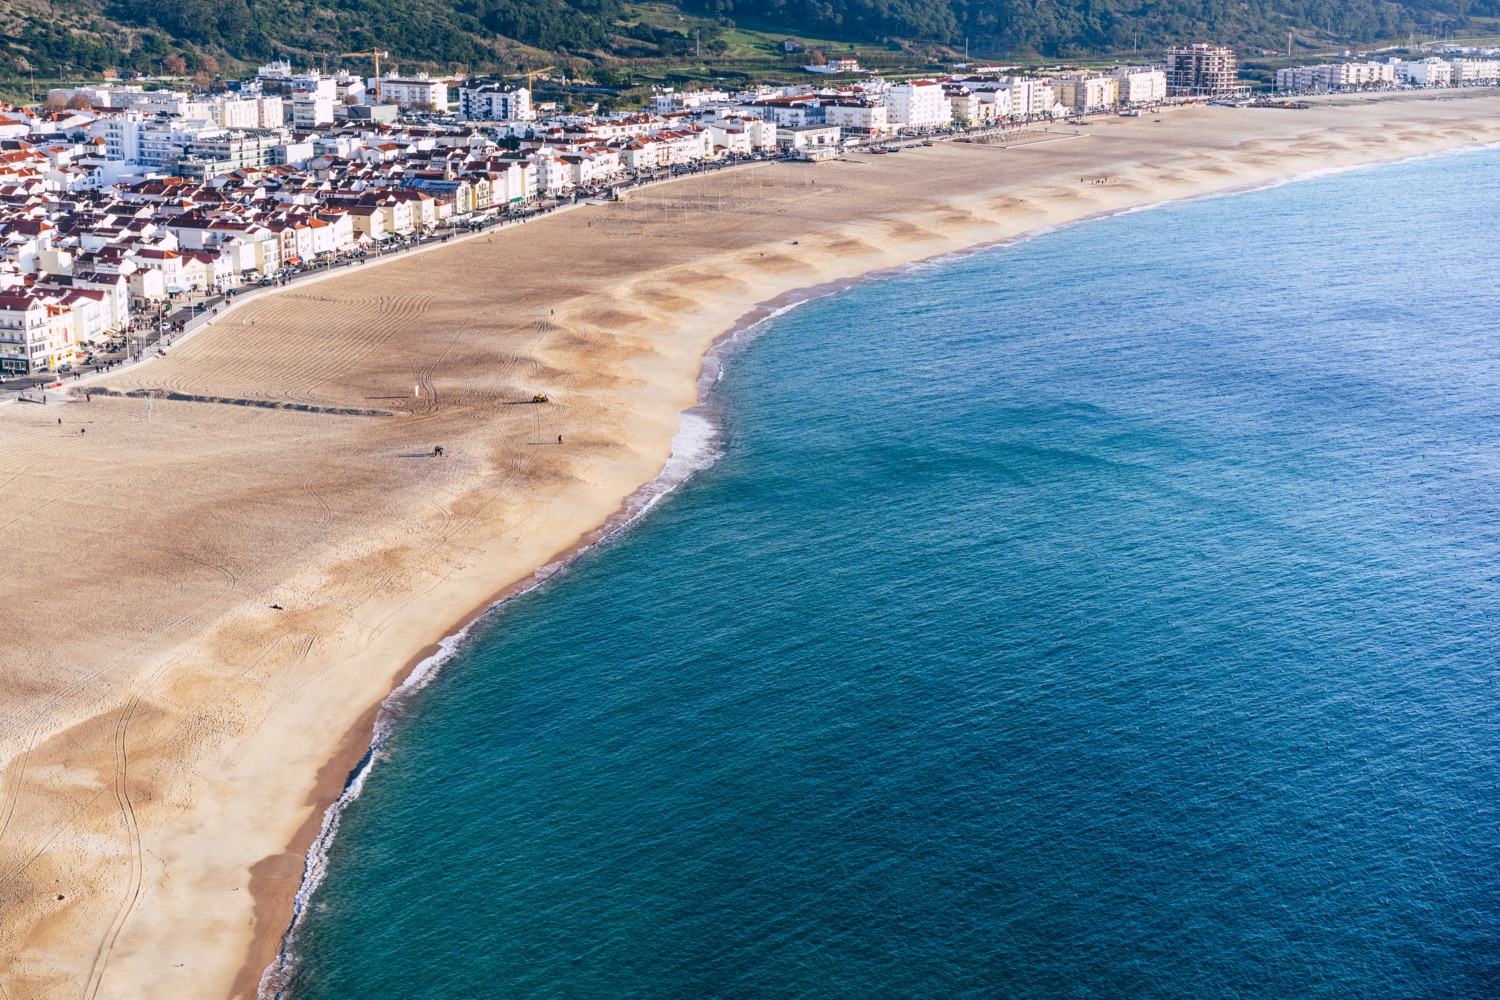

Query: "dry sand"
<box><xmin>3</xmin><ymin>91</ymin><xmax>1500</xmax><ymax>1000</ymax></box>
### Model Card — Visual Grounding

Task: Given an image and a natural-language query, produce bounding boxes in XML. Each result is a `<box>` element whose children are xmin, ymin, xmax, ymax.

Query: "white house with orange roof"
<box><xmin>0</xmin><ymin>112</ymin><xmax>32</xmax><ymax>140</ymax></box>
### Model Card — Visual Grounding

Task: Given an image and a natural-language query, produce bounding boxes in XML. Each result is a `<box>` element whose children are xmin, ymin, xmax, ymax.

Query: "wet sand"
<box><xmin>2</xmin><ymin>91</ymin><xmax>1499</xmax><ymax>1000</ymax></box>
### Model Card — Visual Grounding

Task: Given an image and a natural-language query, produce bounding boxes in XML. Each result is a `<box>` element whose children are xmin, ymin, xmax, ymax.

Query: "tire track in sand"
<box><xmin>81</xmin><ymin>691</ymin><xmax>149</xmax><ymax>1000</ymax></box>
<box><xmin>0</xmin><ymin>727</ymin><xmax>39</xmax><ymax>850</ymax></box>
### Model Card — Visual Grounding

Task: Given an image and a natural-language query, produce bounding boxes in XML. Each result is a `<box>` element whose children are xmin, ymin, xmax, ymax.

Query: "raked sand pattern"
<box><xmin>3</xmin><ymin>91</ymin><xmax>1500</xmax><ymax>1000</ymax></box>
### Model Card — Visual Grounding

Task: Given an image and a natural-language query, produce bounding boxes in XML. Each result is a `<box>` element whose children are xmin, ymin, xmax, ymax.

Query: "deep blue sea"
<box><xmin>282</xmin><ymin>149</ymin><xmax>1500</xmax><ymax>999</ymax></box>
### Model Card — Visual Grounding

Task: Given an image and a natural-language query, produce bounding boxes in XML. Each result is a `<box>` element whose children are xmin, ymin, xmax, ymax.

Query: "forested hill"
<box><xmin>684</xmin><ymin>0</ymin><xmax>1488</xmax><ymax>55</ymax></box>
<box><xmin>1</xmin><ymin>0</ymin><xmax>620</xmax><ymax>78</ymax></box>
<box><xmin>0</xmin><ymin>0</ymin><xmax>1486</xmax><ymax>82</ymax></box>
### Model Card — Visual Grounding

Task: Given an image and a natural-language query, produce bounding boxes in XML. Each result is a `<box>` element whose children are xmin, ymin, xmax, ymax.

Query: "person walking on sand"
<box><xmin>558</xmin><ymin>434</ymin><xmax>563</xmax><ymax>443</ymax></box>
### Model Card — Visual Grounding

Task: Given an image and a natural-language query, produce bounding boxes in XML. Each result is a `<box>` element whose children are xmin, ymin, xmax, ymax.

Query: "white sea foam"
<box><xmin>257</xmin><ymin>626</ymin><xmax>473</xmax><ymax>999</ymax></box>
<box><xmin>259</xmin><ymin>339</ymin><xmax>749</xmax><ymax>1000</ymax></box>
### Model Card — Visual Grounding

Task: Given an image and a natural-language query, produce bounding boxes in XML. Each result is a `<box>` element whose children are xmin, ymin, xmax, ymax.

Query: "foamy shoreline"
<box><xmin>5</xmin><ymin>92</ymin><xmax>1500</xmax><ymax>1000</ymax></box>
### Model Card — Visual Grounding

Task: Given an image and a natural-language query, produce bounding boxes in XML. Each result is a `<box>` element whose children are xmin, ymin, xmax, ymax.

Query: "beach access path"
<box><xmin>1</xmin><ymin>91</ymin><xmax>1498</xmax><ymax>1000</ymax></box>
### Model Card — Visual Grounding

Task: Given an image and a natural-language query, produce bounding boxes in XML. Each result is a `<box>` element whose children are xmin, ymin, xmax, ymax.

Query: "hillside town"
<box><xmin>0</xmin><ymin>42</ymin><xmax>1494</xmax><ymax>382</ymax></box>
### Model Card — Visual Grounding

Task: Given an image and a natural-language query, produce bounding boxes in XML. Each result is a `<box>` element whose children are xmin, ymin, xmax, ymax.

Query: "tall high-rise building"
<box><xmin>1165</xmin><ymin>44</ymin><xmax>1240</xmax><ymax>96</ymax></box>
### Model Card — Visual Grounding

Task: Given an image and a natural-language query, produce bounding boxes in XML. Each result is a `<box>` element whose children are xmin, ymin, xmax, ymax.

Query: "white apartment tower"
<box><xmin>1054</xmin><ymin>75</ymin><xmax>1120</xmax><ymax>110</ymax></box>
<box><xmin>997</xmin><ymin>78</ymin><xmax>1054</xmax><ymax>117</ymax></box>
<box><xmin>884</xmin><ymin>81</ymin><xmax>953</xmax><ymax>129</ymax></box>
<box><xmin>459</xmin><ymin>84</ymin><xmax>535</xmax><ymax>121</ymax></box>
<box><xmin>377</xmin><ymin>74</ymin><xmax>450</xmax><ymax>112</ymax></box>
<box><xmin>1111</xmin><ymin>67</ymin><xmax>1168</xmax><ymax>104</ymax></box>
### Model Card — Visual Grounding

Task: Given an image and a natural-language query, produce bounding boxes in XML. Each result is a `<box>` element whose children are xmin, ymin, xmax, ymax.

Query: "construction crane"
<box><xmin>340</xmin><ymin>49</ymin><xmax>391</xmax><ymax>103</ymax></box>
<box><xmin>506</xmin><ymin>65</ymin><xmax>555</xmax><ymax>91</ymax></box>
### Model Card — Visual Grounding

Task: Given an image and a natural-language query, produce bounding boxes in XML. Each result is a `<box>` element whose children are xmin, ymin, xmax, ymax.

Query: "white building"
<box><xmin>210</xmin><ymin>98</ymin><xmax>260</xmax><ymax>129</ymax></box>
<box><xmin>256</xmin><ymin>96</ymin><xmax>286</xmax><ymax>128</ymax></box>
<box><xmin>997</xmin><ymin>78</ymin><xmax>1054</xmax><ymax>117</ymax></box>
<box><xmin>942</xmin><ymin>86</ymin><xmax>987</xmax><ymax>125</ymax></box>
<box><xmin>652</xmin><ymin>87</ymin><xmax>732</xmax><ymax>114</ymax></box>
<box><xmin>706</xmin><ymin>121</ymin><xmax>754</xmax><ymax>156</ymax></box>
<box><xmin>87</xmin><ymin>113</ymin><xmax>225</xmax><ymax>167</ymax></box>
<box><xmin>959</xmin><ymin>82</ymin><xmax>1015</xmax><ymax>119</ymax></box>
<box><xmin>0</xmin><ymin>291</ymin><xmax>76</xmax><ymax>374</ymax></box>
<box><xmin>884</xmin><ymin>81</ymin><xmax>952</xmax><ymax>130</ymax></box>
<box><xmin>777</xmin><ymin>124</ymin><xmax>842</xmax><ymax>160</ymax></box>
<box><xmin>1396</xmin><ymin>58</ymin><xmax>1455</xmax><ymax>86</ymax></box>
<box><xmin>1111</xmin><ymin>67</ymin><xmax>1168</xmax><ymax>105</ymax></box>
<box><xmin>821</xmin><ymin>100</ymin><xmax>889</xmax><ymax>134</ymax></box>
<box><xmin>292</xmin><ymin>95</ymin><xmax>335</xmax><ymax>128</ymax></box>
<box><xmin>1450</xmin><ymin>58</ymin><xmax>1500</xmax><ymax>83</ymax></box>
<box><xmin>738</xmin><ymin>97</ymin><xmax>824</xmax><ymax>128</ymax></box>
<box><xmin>459</xmin><ymin>84</ymin><xmax>534</xmax><ymax>121</ymax></box>
<box><xmin>1276</xmin><ymin>62</ymin><xmax>1396</xmax><ymax>91</ymax></box>
<box><xmin>1054</xmin><ymin>75</ymin><xmax>1120</xmax><ymax>111</ymax></box>
<box><xmin>712</xmin><ymin>113</ymin><xmax>778</xmax><ymax>149</ymax></box>
<box><xmin>177</xmin><ymin>128</ymin><xmax>291</xmax><ymax>179</ymax></box>
<box><xmin>377</xmin><ymin>74</ymin><xmax>450</xmax><ymax>112</ymax></box>
<box><xmin>489</xmin><ymin>161</ymin><xmax>537</xmax><ymax>205</ymax></box>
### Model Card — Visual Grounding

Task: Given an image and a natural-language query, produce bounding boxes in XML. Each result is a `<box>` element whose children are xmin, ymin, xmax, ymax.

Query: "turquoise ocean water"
<box><xmin>279</xmin><ymin>149</ymin><xmax>1500</xmax><ymax>999</ymax></box>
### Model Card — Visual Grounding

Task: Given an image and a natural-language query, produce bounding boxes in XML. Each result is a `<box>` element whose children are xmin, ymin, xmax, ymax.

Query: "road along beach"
<box><xmin>1</xmin><ymin>91</ymin><xmax>1499</xmax><ymax>1000</ymax></box>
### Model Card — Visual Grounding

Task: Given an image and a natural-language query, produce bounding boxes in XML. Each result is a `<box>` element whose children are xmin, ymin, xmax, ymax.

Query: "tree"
<box><xmin>199</xmin><ymin>54</ymin><xmax>220</xmax><ymax>77</ymax></box>
<box><xmin>193</xmin><ymin>70</ymin><xmax>212</xmax><ymax>91</ymax></box>
<box><xmin>44</xmin><ymin>93</ymin><xmax>68</xmax><ymax>112</ymax></box>
<box><xmin>66</xmin><ymin>94</ymin><xmax>94</xmax><ymax>110</ymax></box>
<box><xmin>162</xmin><ymin>53</ymin><xmax>187</xmax><ymax>74</ymax></box>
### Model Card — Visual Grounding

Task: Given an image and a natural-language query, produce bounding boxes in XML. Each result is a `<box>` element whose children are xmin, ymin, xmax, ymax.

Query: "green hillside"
<box><xmin>682</xmin><ymin>0</ymin><xmax>1488</xmax><ymax>56</ymax></box>
<box><xmin>0</xmin><ymin>0</ymin><xmax>1487</xmax><ymax>89</ymax></box>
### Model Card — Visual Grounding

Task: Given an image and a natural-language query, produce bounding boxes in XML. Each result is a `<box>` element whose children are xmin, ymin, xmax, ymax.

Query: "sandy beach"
<box><xmin>3</xmin><ymin>90</ymin><xmax>1500</xmax><ymax>1000</ymax></box>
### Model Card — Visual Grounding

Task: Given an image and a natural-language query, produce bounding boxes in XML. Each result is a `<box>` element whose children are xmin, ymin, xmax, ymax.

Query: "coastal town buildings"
<box><xmin>2</xmin><ymin>43</ymin><xmax>1484</xmax><ymax>379</ymax></box>
<box><xmin>1275</xmin><ymin>56</ymin><xmax>1497</xmax><ymax>91</ymax></box>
